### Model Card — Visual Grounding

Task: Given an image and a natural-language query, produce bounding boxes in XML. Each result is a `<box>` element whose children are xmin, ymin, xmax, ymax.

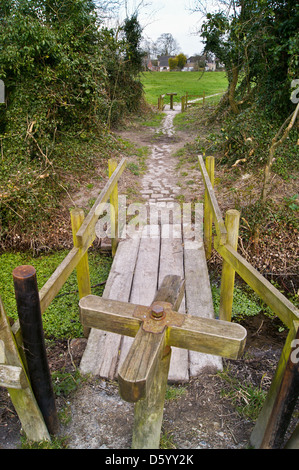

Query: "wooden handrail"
<box><xmin>217</xmin><ymin>243</ymin><xmax>299</xmax><ymax>328</ymax></box>
<box><xmin>199</xmin><ymin>152</ymin><xmax>299</xmax><ymax>448</ymax></box>
<box><xmin>76</xmin><ymin>157</ymin><xmax>127</xmax><ymax>250</ymax></box>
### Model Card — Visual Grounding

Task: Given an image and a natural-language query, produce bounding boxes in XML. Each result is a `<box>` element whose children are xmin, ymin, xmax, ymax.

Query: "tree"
<box><xmin>155</xmin><ymin>33</ymin><xmax>180</xmax><ymax>57</ymax></box>
<box><xmin>168</xmin><ymin>57</ymin><xmax>178</xmax><ymax>71</ymax></box>
<box><xmin>176</xmin><ymin>53</ymin><xmax>187</xmax><ymax>70</ymax></box>
<box><xmin>197</xmin><ymin>0</ymin><xmax>299</xmax><ymax>118</ymax></box>
<box><xmin>123</xmin><ymin>14</ymin><xmax>144</xmax><ymax>76</ymax></box>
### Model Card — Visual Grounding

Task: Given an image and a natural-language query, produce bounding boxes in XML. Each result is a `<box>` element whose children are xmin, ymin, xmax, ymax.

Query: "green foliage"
<box><xmin>219</xmin><ymin>368</ymin><xmax>267</xmax><ymax>421</ymax></box>
<box><xmin>200</xmin><ymin>0</ymin><xmax>299</xmax><ymax>117</ymax></box>
<box><xmin>165</xmin><ymin>385</ymin><xmax>187</xmax><ymax>400</ymax></box>
<box><xmin>202</xmin><ymin>105</ymin><xmax>298</xmax><ymax>177</ymax></box>
<box><xmin>0</xmin><ymin>1</ymin><xmax>144</xmax><ymax>245</ymax></box>
<box><xmin>52</xmin><ymin>368</ymin><xmax>84</xmax><ymax>397</ymax></box>
<box><xmin>123</xmin><ymin>14</ymin><xmax>145</xmax><ymax>77</ymax></box>
<box><xmin>0</xmin><ymin>249</ymin><xmax>112</xmax><ymax>339</ymax></box>
<box><xmin>212</xmin><ymin>285</ymin><xmax>262</xmax><ymax>321</ymax></box>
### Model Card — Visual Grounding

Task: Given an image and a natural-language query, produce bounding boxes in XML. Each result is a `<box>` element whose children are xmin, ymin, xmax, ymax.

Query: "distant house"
<box><xmin>205</xmin><ymin>61</ymin><xmax>216</xmax><ymax>71</ymax></box>
<box><xmin>146</xmin><ymin>60</ymin><xmax>159</xmax><ymax>71</ymax></box>
<box><xmin>183</xmin><ymin>55</ymin><xmax>207</xmax><ymax>71</ymax></box>
<box><xmin>182</xmin><ymin>57</ymin><xmax>194</xmax><ymax>72</ymax></box>
<box><xmin>157</xmin><ymin>56</ymin><xmax>175</xmax><ymax>71</ymax></box>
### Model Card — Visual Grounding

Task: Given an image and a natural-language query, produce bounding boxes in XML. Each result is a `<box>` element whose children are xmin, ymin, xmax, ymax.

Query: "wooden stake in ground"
<box><xmin>79</xmin><ymin>274</ymin><xmax>247</xmax><ymax>449</ymax></box>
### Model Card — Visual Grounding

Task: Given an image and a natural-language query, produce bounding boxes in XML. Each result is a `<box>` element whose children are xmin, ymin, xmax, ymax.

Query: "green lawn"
<box><xmin>141</xmin><ymin>71</ymin><xmax>228</xmax><ymax>105</ymax></box>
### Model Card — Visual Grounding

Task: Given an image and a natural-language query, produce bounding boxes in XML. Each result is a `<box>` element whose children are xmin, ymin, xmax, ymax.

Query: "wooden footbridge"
<box><xmin>1</xmin><ymin>155</ymin><xmax>298</xmax><ymax>449</ymax></box>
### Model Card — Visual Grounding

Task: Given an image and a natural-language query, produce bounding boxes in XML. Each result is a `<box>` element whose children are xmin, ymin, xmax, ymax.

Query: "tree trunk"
<box><xmin>228</xmin><ymin>65</ymin><xmax>239</xmax><ymax>114</ymax></box>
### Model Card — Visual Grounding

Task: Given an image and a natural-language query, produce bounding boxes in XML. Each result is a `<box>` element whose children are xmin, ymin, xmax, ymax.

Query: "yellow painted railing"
<box><xmin>198</xmin><ymin>154</ymin><xmax>299</xmax><ymax>449</ymax></box>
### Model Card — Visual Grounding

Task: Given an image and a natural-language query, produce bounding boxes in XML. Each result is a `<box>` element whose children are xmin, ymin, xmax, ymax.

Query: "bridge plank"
<box><xmin>183</xmin><ymin>225</ymin><xmax>223</xmax><ymax>375</ymax></box>
<box><xmin>159</xmin><ymin>224</ymin><xmax>189</xmax><ymax>383</ymax></box>
<box><xmin>117</xmin><ymin>225</ymin><xmax>161</xmax><ymax>375</ymax></box>
<box><xmin>80</xmin><ymin>234</ymin><xmax>141</xmax><ymax>379</ymax></box>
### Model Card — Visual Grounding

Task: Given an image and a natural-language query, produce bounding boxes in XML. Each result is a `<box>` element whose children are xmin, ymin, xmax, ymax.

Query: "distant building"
<box><xmin>157</xmin><ymin>56</ymin><xmax>175</xmax><ymax>71</ymax></box>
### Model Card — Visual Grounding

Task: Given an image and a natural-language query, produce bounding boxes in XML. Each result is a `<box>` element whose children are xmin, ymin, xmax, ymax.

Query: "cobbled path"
<box><xmin>139</xmin><ymin>105</ymin><xmax>182</xmax><ymax>205</ymax></box>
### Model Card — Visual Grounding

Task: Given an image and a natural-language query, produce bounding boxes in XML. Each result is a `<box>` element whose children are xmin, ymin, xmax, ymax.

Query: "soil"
<box><xmin>0</xmin><ymin>102</ymin><xmax>298</xmax><ymax>450</ymax></box>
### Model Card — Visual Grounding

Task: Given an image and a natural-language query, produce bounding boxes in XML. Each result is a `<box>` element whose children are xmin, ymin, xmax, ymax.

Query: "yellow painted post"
<box><xmin>108</xmin><ymin>159</ymin><xmax>118</xmax><ymax>257</ymax></box>
<box><xmin>219</xmin><ymin>210</ymin><xmax>240</xmax><ymax>322</ymax></box>
<box><xmin>204</xmin><ymin>156</ymin><xmax>215</xmax><ymax>259</ymax></box>
<box><xmin>71</xmin><ymin>208</ymin><xmax>91</xmax><ymax>337</ymax></box>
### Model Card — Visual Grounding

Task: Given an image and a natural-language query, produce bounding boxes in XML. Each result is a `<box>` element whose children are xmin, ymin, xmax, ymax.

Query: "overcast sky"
<box><xmin>141</xmin><ymin>0</ymin><xmax>204</xmax><ymax>56</ymax></box>
<box><xmin>116</xmin><ymin>0</ymin><xmax>208</xmax><ymax>57</ymax></box>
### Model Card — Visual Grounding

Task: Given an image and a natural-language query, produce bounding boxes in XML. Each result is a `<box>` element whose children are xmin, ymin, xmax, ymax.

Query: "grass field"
<box><xmin>141</xmin><ymin>71</ymin><xmax>228</xmax><ymax>105</ymax></box>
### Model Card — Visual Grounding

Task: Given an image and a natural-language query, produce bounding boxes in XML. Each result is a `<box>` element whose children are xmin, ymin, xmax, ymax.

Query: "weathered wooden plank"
<box><xmin>118</xmin><ymin>328</ymin><xmax>166</xmax><ymax>403</ymax></box>
<box><xmin>117</xmin><ymin>225</ymin><xmax>160</xmax><ymax>375</ymax></box>
<box><xmin>132</xmin><ymin>343</ymin><xmax>171</xmax><ymax>449</ymax></box>
<box><xmin>79</xmin><ymin>234</ymin><xmax>141</xmax><ymax>379</ymax></box>
<box><xmin>39</xmin><ymin>247</ymin><xmax>82</xmax><ymax>314</ymax></box>
<box><xmin>130</xmin><ymin>274</ymin><xmax>185</xmax><ymax>449</ymax></box>
<box><xmin>168</xmin><ymin>315</ymin><xmax>247</xmax><ymax>359</ymax></box>
<box><xmin>216</xmin><ymin>244</ymin><xmax>299</xmax><ymax>328</ymax></box>
<box><xmin>80</xmin><ymin>296</ymin><xmax>141</xmax><ymax>336</ymax></box>
<box><xmin>183</xmin><ymin>224</ymin><xmax>223</xmax><ymax>375</ymax></box>
<box><xmin>159</xmin><ymin>224</ymin><xmax>188</xmax><ymax>382</ymax></box>
<box><xmin>0</xmin><ymin>364</ymin><xmax>27</xmax><ymax>389</ymax></box>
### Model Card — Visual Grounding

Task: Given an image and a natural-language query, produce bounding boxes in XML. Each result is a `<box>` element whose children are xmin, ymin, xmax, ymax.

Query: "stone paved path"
<box><xmin>140</xmin><ymin>104</ymin><xmax>182</xmax><ymax>205</ymax></box>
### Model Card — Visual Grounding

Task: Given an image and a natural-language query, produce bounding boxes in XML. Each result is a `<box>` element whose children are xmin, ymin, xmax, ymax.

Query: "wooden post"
<box><xmin>71</xmin><ymin>208</ymin><xmax>91</xmax><ymax>300</ymax></box>
<box><xmin>0</xmin><ymin>297</ymin><xmax>50</xmax><ymax>442</ymax></box>
<box><xmin>204</xmin><ymin>156</ymin><xmax>215</xmax><ymax>259</ymax></box>
<box><xmin>260</xmin><ymin>325</ymin><xmax>299</xmax><ymax>449</ymax></box>
<box><xmin>219</xmin><ymin>210</ymin><xmax>240</xmax><ymax>322</ymax></box>
<box><xmin>132</xmin><ymin>341</ymin><xmax>171</xmax><ymax>449</ymax></box>
<box><xmin>181</xmin><ymin>96</ymin><xmax>185</xmax><ymax>112</ymax></box>
<box><xmin>250</xmin><ymin>321</ymin><xmax>299</xmax><ymax>448</ymax></box>
<box><xmin>12</xmin><ymin>266</ymin><xmax>59</xmax><ymax>435</ymax></box>
<box><xmin>285</xmin><ymin>423</ymin><xmax>299</xmax><ymax>449</ymax></box>
<box><xmin>108</xmin><ymin>159</ymin><xmax>119</xmax><ymax>257</ymax></box>
<box><xmin>71</xmin><ymin>208</ymin><xmax>91</xmax><ymax>337</ymax></box>
<box><xmin>130</xmin><ymin>276</ymin><xmax>184</xmax><ymax>449</ymax></box>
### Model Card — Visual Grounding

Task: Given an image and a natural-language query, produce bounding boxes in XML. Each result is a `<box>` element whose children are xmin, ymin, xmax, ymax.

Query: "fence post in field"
<box><xmin>12</xmin><ymin>266</ymin><xmax>59</xmax><ymax>435</ymax></box>
<box><xmin>71</xmin><ymin>208</ymin><xmax>91</xmax><ymax>337</ymax></box>
<box><xmin>219</xmin><ymin>210</ymin><xmax>240</xmax><ymax>322</ymax></box>
<box><xmin>203</xmin><ymin>156</ymin><xmax>215</xmax><ymax>259</ymax></box>
<box><xmin>108</xmin><ymin>159</ymin><xmax>119</xmax><ymax>257</ymax></box>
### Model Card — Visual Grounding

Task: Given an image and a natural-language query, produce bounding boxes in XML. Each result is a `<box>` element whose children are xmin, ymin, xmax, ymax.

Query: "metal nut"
<box><xmin>151</xmin><ymin>304</ymin><xmax>164</xmax><ymax>319</ymax></box>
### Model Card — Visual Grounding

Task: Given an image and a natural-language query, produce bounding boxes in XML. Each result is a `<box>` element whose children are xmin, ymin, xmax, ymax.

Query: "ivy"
<box><xmin>0</xmin><ymin>1</ymin><xmax>144</xmax><ymax>247</ymax></box>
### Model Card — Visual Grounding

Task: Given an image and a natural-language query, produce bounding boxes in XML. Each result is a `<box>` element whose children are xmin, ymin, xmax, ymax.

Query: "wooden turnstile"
<box><xmin>79</xmin><ymin>275</ymin><xmax>247</xmax><ymax>449</ymax></box>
